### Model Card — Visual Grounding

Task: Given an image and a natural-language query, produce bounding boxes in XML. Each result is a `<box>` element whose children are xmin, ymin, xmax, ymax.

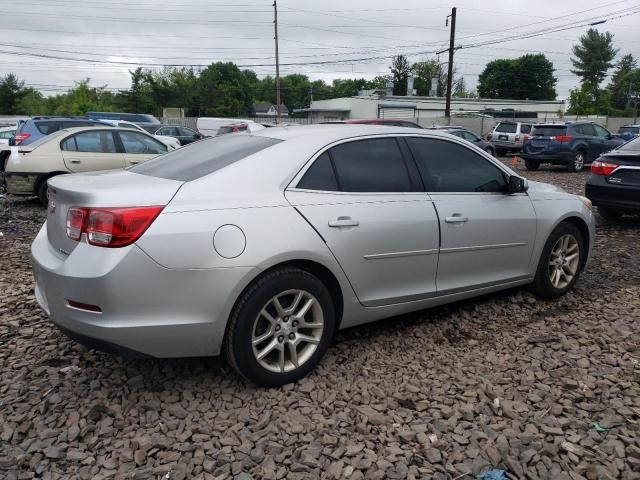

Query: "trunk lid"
<box><xmin>601</xmin><ymin>151</ymin><xmax>640</xmax><ymax>187</ymax></box>
<box><xmin>46</xmin><ymin>170</ymin><xmax>183</xmax><ymax>257</ymax></box>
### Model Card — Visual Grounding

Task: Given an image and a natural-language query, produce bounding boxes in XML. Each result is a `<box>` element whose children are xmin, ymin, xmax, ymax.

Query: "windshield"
<box><xmin>617</xmin><ymin>136</ymin><xmax>640</xmax><ymax>152</ymax></box>
<box><xmin>129</xmin><ymin>134</ymin><xmax>282</xmax><ymax>181</ymax></box>
<box><xmin>531</xmin><ymin>125</ymin><xmax>567</xmax><ymax>136</ymax></box>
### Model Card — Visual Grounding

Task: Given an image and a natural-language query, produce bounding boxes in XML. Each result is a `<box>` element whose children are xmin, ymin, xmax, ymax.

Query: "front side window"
<box><xmin>407</xmin><ymin>137</ymin><xmax>507</xmax><ymax>193</ymax></box>
<box><xmin>179</xmin><ymin>127</ymin><xmax>197</xmax><ymax>136</ymax></box>
<box><xmin>593</xmin><ymin>124</ymin><xmax>610</xmax><ymax>138</ymax></box>
<box><xmin>461</xmin><ymin>131</ymin><xmax>479</xmax><ymax>142</ymax></box>
<box><xmin>62</xmin><ymin>131</ymin><xmax>116</xmax><ymax>153</ymax></box>
<box><xmin>328</xmin><ymin>138</ymin><xmax>412</xmax><ymax>192</ymax></box>
<box><xmin>157</xmin><ymin>126</ymin><xmax>179</xmax><ymax>136</ymax></box>
<box><xmin>520</xmin><ymin>124</ymin><xmax>532</xmax><ymax>134</ymax></box>
<box><xmin>119</xmin><ymin>131</ymin><xmax>167</xmax><ymax>155</ymax></box>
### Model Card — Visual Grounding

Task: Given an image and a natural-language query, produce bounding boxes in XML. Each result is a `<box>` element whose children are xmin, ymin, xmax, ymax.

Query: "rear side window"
<box><xmin>520</xmin><ymin>124</ymin><xmax>532</xmax><ymax>134</ymax></box>
<box><xmin>129</xmin><ymin>135</ymin><xmax>282</xmax><ymax>181</ymax></box>
<box><xmin>297</xmin><ymin>153</ymin><xmax>338</xmax><ymax>191</ymax></box>
<box><xmin>329</xmin><ymin>138</ymin><xmax>411</xmax><ymax>192</ymax></box>
<box><xmin>593</xmin><ymin>124</ymin><xmax>609</xmax><ymax>138</ymax></box>
<box><xmin>532</xmin><ymin>126</ymin><xmax>567</xmax><ymax>136</ymax></box>
<box><xmin>62</xmin><ymin>131</ymin><xmax>116</xmax><ymax>153</ymax></box>
<box><xmin>36</xmin><ymin>121</ymin><xmax>62</xmax><ymax>134</ymax></box>
<box><xmin>575</xmin><ymin>124</ymin><xmax>595</xmax><ymax>136</ymax></box>
<box><xmin>495</xmin><ymin>123</ymin><xmax>517</xmax><ymax>134</ymax></box>
<box><xmin>407</xmin><ymin>137</ymin><xmax>507</xmax><ymax>193</ymax></box>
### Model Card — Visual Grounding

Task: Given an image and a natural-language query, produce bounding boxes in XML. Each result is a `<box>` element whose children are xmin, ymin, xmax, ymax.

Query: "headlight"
<box><xmin>578</xmin><ymin>195</ymin><xmax>593</xmax><ymax>211</ymax></box>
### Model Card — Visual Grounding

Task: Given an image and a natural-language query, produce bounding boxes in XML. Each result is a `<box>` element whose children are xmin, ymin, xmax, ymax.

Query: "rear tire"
<box><xmin>223</xmin><ymin>268</ymin><xmax>335</xmax><ymax>387</ymax></box>
<box><xmin>530</xmin><ymin>222</ymin><xmax>584</xmax><ymax>299</ymax></box>
<box><xmin>524</xmin><ymin>160</ymin><xmax>539</xmax><ymax>171</ymax></box>
<box><xmin>496</xmin><ymin>148</ymin><xmax>506</xmax><ymax>157</ymax></box>
<box><xmin>598</xmin><ymin>206</ymin><xmax>622</xmax><ymax>221</ymax></box>
<box><xmin>567</xmin><ymin>150</ymin><xmax>585</xmax><ymax>172</ymax></box>
<box><xmin>36</xmin><ymin>178</ymin><xmax>50</xmax><ymax>206</ymax></box>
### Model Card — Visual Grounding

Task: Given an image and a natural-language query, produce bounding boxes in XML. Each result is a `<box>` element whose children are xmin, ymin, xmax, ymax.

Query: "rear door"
<box><xmin>117</xmin><ymin>130</ymin><xmax>168</xmax><ymax>166</ymax></box>
<box><xmin>406</xmin><ymin>136</ymin><xmax>536</xmax><ymax>294</ymax></box>
<box><xmin>286</xmin><ymin>136</ymin><xmax>440</xmax><ymax>307</ymax></box>
<box><xmin>60</xmin><ymin>130</ymin><xmax>124</xmax><ymax>172</ymax></box>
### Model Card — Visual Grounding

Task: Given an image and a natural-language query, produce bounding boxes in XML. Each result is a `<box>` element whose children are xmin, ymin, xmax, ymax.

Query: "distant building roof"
<box><xmin>252</xmin><ymin>103</ymin><xmax>289</xmax><ymax>115</ymax></box>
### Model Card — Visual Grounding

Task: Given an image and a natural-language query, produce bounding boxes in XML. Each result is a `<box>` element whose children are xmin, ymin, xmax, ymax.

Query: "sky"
<box><xmin>0</xmin><ymin>0</ymin><xmax>639</xmax><ymax>100</ymax></box>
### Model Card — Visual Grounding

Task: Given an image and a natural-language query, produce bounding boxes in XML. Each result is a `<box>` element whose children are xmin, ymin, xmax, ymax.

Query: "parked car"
<box><xmin>85</xmin><ymin>112</ymin><xmax>161</xmax><ymax>133</ymax></box>
<box><xmin>197</xmin><ymin>117</ymin><xmax>253</xmax><ymax>136</ymax></box>
<box><xmin>617</xmin><ymin>124</ymin><xmax>640</xmax><ymax>141</ymax></box>
<box><xmin>2</xmin><ymin>126</ymin><xmax>168</xmax><ymax>204</ymax></box>
<box><xmin>521</xmin><ymin>122</ymin><xmax>625</xmax><ymax>172</ymax></box>
<box><xmin>487</xmin><ymin>121</ymin><xmax>533</xmax><ymax>155</ymax></box>
<box><xmin>217</xmin><ymin>122</ymin><xmax>266</xmax><ymax>135</ymax></box>
<box><xmin>322</xmin><ymin>118</ymin><xmax>423</xmax><ymax>128</ymax></box>
<box><xmin>585</xmin><ymin>135</ymin><xmax>640</xmax><ymax>220</ymax></box>
<box><xmin>153</xmin><ymin>125</ymin><xmax>205</xmax><ymax>145</ymax></box>
<box><xmin>100</xmin><ymin>120</ymin><xmax>181</xmax><ymax>150</ymax></box>
<box><xmin>31</xmin><ymin>125</ymin><xmax>594</xmax><ymax>386</ymax></box>
<box><xmin>10</xmin><ymin>117</ymin><xmax>111</xmax><ymax>146</ymax></box>
<box><xmin>0</xmin><ymin>126</ymin><xmax>15</xmax><ymax>146</ymax></box>
<box><xmin>427</xmin><ymin>127</ymin><xmax>496</xmax><ymax>156</ymax></box>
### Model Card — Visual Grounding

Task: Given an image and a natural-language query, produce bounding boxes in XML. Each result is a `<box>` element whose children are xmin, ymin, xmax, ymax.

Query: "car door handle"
<box><xmin>70</xmin><ymin>160</ymin><xmax>81</xmax><ymax>164</ymax></box>
<box><xmin>328</xmin><ymin>216</ymin><xmax>359</xmax><ymax>228</ymax></box>
<box><xmin>445</xmin><ymin>214</ymin><xmax>468</xmax><ymax>223</ymax></box>
<box><xmin>130</xmin><ymin>161</ymin><xmax>140</xmax><ymax>164</ymax></box>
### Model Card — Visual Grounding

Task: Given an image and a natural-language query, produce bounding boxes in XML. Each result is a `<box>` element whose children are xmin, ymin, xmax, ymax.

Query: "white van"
<box><xmin>196</xmin><ymin>118</ymin><xmax>254</xmax><ymax>136</ymax></box>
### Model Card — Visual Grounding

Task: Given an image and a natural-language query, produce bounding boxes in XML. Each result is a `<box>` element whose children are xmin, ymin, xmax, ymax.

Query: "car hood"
<box><xmin>526</xmin><ymin>180</ymin><xmax>573</xmax><ymax>200</ymax></box>
<box><xmin>527</xmin><ymin>180</ymin><xmax>566</xmax><ymax>193</ymax></box>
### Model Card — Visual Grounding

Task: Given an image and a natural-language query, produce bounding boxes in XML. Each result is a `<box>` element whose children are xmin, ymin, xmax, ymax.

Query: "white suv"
<box><xmin>488</xmin><ymin>121</ymin><xmax>533</xmax><ymax>155</ymax></box>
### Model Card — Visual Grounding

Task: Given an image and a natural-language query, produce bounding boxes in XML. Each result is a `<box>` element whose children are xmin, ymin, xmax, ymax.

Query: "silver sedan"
<box><xmin>31</xmin><ymin>125</ymin><xmax>595</xmax><ymax>386</ymax></box>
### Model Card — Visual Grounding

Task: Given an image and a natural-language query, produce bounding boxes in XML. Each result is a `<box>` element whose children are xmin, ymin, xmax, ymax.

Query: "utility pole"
<box><xmin>273</xmin><ymin>0</ymin><xmax>281</xmax><ymax>123</ymax></box>
<box><xmin>437</xmin><ymin>7</ymin><xmax>457</xmax><ymax>120</ymax></box>
<box><xmin>309</xmin><ymin>84</ymin><xmax>313</xmax><ymax>124</ymax></box>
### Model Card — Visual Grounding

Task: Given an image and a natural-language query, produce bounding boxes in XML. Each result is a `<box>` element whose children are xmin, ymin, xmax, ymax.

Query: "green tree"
<box><xmin>608</xmin><ymin>54</ymin><xmax>637</xmax><ymax>110</ymax></box>
<box><xmin>478</xmin><ymin>54</ymin><xmax>556</xmax><ymax>100</ymax></box>
<box><xmin>16</xmin><ymin>88</ymin><xmax>47</xmax><ymax>115</ymax></box>
<box><xmin>571</xmin><ymin>29</ymin><xmax>618</xmax><ymax>87</ymax></box>
<box><xmin>198</xmin><ymin>62</ymin><xmax>253</xmax><ymax>117</ymax></box>
<box><xmin>389</xmin><ymin>55</ymin><xmax>411</xmax><ymax>95</ymax></box>
<box><xmin>0</xmin><ymin>73</ymin><xmax>26</xmax><ymax>114</ymax></box>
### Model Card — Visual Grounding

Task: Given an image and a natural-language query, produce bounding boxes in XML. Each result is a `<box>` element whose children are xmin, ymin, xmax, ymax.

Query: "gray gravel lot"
<box><xmin>1</xmin><ymin>161</ymin><xmax>639</xmax><ymax>480</ymax></box>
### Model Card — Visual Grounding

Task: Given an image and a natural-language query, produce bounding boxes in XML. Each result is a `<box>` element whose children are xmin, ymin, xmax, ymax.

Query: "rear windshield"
<box><xmin>129</xmin><ymin>134</ymin><xmax>282</xmax><ymax>181</ymax></box>
<box><xmin>619</xmin><ymin>126</ymin><xmax>640</xmax><ymax>134</ymax></box>
<box><xmin>495</xmin><ymin>123</ymin><xmax>517</xmax><ymax>133</ymax></box>
<box><xmin>618</xmin><ymin>137</ymin><xmax>640</xmax><ymax>151</ymax></box>
<box><xmin>531</xmin><ymin>125</ymin><xmax>567</xmax><ymax>136</ymax></box>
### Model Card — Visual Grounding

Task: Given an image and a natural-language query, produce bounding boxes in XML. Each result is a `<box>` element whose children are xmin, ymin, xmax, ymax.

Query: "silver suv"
<box><xmin>488</xmin><ymin>121</ymin><xmax>533</xmax><ymax>155</ymax></box>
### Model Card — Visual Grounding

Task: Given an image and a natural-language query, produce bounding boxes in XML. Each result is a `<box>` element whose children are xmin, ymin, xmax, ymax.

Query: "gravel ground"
<box><xmin>1</xmin><ymin>161</ymin><xmax>639</xmax><ymax>480</ymax></box>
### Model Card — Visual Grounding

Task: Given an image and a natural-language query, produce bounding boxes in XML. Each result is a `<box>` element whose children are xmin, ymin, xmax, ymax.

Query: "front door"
<box><xmin>286</xmin><ymin>137</ymin><xmax>440</xmax><ymax>307</ymax></box>
<box><xmin>406</xmin><ymin>136</ymin><xmax>537</xmax><ymax>294</ymax></box>
<box><xmin>60</xmin><ymin>130</ymin><xmax>125</xmax><ymax>173</ymax></box>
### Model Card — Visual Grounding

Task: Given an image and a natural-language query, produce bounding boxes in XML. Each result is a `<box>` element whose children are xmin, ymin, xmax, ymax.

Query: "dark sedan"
<box><xmin>585</xmin><ymin>136</ymin><xmax>640</xmax><ymax>221</ymax></box>
<box><xmin>153</xmin><ymin>125</ymin><xmax>204</xmax><ymax>145</ymax></box>
<box><xmin>429</xmin><ymin>127</ymin><xmax>496</xmax><ymax>156</ymax></box>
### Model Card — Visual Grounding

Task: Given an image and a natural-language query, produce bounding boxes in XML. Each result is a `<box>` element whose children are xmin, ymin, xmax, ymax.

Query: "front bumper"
<box><xmin>31</xmin><ymin>224</ymin><xmax>258</xmax><ymax>358</ymax></box>
<box><xmin>585</xmin><ymin>175</ymin><xmax>640</xmax><ymax>213</ymax></box>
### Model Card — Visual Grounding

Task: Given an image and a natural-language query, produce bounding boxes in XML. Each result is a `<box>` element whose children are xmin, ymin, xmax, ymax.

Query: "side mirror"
<box><xmin>507</xmin><ymin>175</ymin><xmax>528</xmax><ymax>194</ymax></box>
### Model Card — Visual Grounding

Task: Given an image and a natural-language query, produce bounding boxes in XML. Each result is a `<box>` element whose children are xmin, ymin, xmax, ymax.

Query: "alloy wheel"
<box><xmin>574</xmin><ymin>151</ymin><xmax>584</xmax><ymax>171</ymax></box>
<box><xmin>547</xmin><ymin>234</ymin><xmax>580</xmax><ymax>289</ymax></box>
<box><xmin>251</xmin><ymin>289</ymin><xmax>324</xmax><ymax>373</ymax></box>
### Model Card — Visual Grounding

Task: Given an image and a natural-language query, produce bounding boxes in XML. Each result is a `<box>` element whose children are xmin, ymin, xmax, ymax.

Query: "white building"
<box><xmin>295</xmin><ymin>95</ymin><xmax>566</xmax><ymax>124</ymax></box>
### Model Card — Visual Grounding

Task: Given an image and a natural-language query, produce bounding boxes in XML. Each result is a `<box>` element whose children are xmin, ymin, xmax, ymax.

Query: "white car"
<box><xmin>217</xmin><ymin>122</ymin><xmax>267</xmax><ymax>135</ymax></box>
<box><xmin>197</xmin><ymin>117</ymin><xmax>254</xmax><ymax>136</ymax></box>
<box><xmin>2</xmin><ymin>126</ymin><xmax>169</xmax><ymax>204</ymax></box>
<box><xmin>101</xmin><ymin>120</ymin><xmax>181</xmax><ymax>150</ymax></box>
<box><xmin>0</xmin><ymin>126</ymin><xmax>16</xmax><ymax>146</ymax></box>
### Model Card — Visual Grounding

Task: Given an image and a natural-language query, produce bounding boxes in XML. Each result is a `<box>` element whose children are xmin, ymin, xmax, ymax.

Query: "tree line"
<box><xmin>0</xmin><ymin>29</ymin><xmax>637</xmax><ymax>117</ymax></box>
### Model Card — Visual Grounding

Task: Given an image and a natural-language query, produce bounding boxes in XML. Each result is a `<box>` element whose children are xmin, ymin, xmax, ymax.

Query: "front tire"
<box><xmin>568</xmin><ymin>150</ymin><xmax>585</xmax><ymax>172</ymax></box>
<box><xmin>524</xmin><ymin>160</ymin><xmax>539</xmax><ymax>171</ymax></box>
<box><xmin>530</xmin><ymin>223</ymin><xmax>584</xmax><ymax>299</ymax></box>
<box><xmin>598</xmin><ymin>206</ymin><xmax>622</xmax><ymax>221</ymax></box>
<box><xmin>36</xmin><ymin>177</ymin><xmax>50</xmax><ymax>206</ymax></box>
<box><xmin>224</xmin><ymin>268</ymin><xmax>335</xmax><ymax>387</ymax></box>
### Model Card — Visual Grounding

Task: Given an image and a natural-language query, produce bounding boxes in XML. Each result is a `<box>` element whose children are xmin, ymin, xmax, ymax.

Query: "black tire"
<box><xmin>223</xmin><ymin>267</ymin><xmax>336</xmax><ymax>387</ymax></box>
<box><xmin>484</xmin><ymin>147</ymin><xmax>495</xmax><ymax>157</ymax></box>
<box><xmin>36</xmin><ymin>177</ymin><xmax>50</xmax><ymax>206</ymax></box>
<box><xmin>496</xmin><ymin>148</ymin><xmax>506</xmax><ymax>157</ymax></box>
<box><xmin>598</xmin><ymin>206</ymin><xmax>622</xmax><ymax>221</ymax></box>
<box><xmin>567</xmin><ymin>149</ymin><xmax>586</xmax><ymax>172</ymax></box>
<box><xmin>530</xmin><ymin>222</ymin><xmax>584</xmax><ymax>299</ymax></box>
<box><xmin>524</xmin><ymin>160</ymin><xmax>540</xmax><ymax>171</ymax></box>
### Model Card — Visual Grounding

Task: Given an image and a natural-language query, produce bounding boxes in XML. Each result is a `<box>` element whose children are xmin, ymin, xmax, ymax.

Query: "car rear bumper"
<box><xmin>491</xmin><ymin>140</ymin><xmax>522</xmax><ymax>150</ymax></box>
<box><xmin>585</xmin><ymin>175</ymin><xmax>640</xmax><ymax>212</ymax></box>
<box><xmin>520</xmin><ymin>152</ymin><xmax>573</xmax><ymax>163</ymax></box>
<box><xmin>31</xmin><ymin>223</ymin><xmax>259</xmax><ymax>358</ymax></box>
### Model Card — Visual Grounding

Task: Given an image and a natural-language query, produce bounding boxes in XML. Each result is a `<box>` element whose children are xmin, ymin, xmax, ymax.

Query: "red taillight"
<box><xmin>554</xmin><ymin>135</ymin><xmax>574</xmax><ymax>143</ymax></box>
<box><xmin>65</xmin><ymin>206</ymin><xmax>163</xmax><ymax>247</ymax></box>
<box><xmin>14</xmin><ymin>133</ymin><xmax>31</xmax><ymax>145</ymax></box>
<box><xmin>591</xmin><ymin>160</ymin><xmax>619</xmax><ymax>176</ymax></box>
